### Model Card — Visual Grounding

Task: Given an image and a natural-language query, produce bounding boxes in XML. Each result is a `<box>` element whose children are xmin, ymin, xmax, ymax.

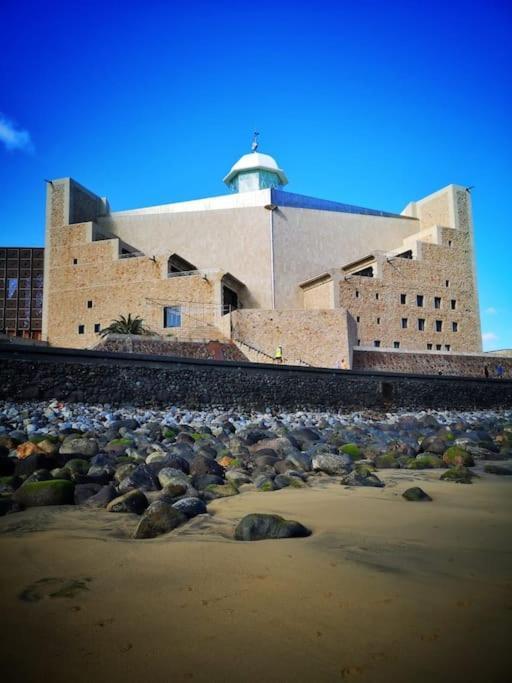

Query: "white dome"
<box><xmin>223</xmin><ymin>151</ymin><xmax>288</xmax><ymax>186</ymax></box>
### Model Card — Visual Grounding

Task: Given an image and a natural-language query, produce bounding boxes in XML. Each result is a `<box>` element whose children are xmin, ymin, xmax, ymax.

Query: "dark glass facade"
<box><xmin>0</xmin><ymin>247</ymin><xmax>44</xmax><ymax>339</ymax></box>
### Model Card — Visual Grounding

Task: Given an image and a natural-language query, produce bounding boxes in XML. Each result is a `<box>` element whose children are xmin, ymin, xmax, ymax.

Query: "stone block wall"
<box><xmin>353</xmin><ymin>349</ymin><xmax>512</xmax><ymax>378</ymax></box>
<box><xmin>230</xmin><ymin>308</ymin><xmax>356</xmax><ymax>368</ymax></box>
<box><xmin>0</xmin><ymin>345</ymin><xmax>510</xmax><ymax>411</ymax></box>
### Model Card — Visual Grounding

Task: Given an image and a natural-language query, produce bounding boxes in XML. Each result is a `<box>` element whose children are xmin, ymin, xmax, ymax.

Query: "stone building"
<box><xmin>42</xmin><ymin>146</ymin><xmax>483</xmax><ymax>368</ymax></box>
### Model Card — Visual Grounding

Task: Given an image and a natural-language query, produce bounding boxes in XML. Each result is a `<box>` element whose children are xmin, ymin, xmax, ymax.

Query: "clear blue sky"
<box><xmin>1</xmin><ymin>0</ymin><xmax>510</xmax><ymax>350</ymax></box>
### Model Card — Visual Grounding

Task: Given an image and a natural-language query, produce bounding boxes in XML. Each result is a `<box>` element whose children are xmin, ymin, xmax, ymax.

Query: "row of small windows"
<box><xmin>401</xmin><ymin>294</ymin><xmax>456</xmax><ymax>309</ymax></box>
<box><xmin>400</xmin><ymin>319</ymin><xmax>458</xmax><ymax>332</ymax></box>
<box><xmin>78</xmin><ymin>323</ymin><xmax>101</xmax><ymax>334</ymax></box>
<box><xmin>372</xmin><ymin>340</ymin><xmax>451</xmax><ymax>351</ymax></box>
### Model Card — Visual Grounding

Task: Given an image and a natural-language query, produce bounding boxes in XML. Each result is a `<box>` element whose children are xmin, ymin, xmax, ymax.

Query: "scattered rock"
<box><xmin>342</xmin><ymin>470</ymin><xmax>384</xmax><ymax>487</ymax></box>
<box><xmin>13</xmin><ymin>479</ymin><xmax>75</xmax><ymax>507</ymax></box>
<box><xmin>402</xmin><ymin>487</ymin><xmax>432</xmax><ymax>501</ymax></box>
<box><xmin>133</xmin><ymin>501</ymin><xmax>187</xmax><ymax>538</ymax></box>
<box><xmin>442</xmin><ymin>446</ymin><xmax>474</xmax><ymax>467</ymax></box>
<box><xmin>107</xmin><ymin>489</ymin><xmax>149</xmax><ymax>514</ymax></box>
<box><xmin>171</xmin><ymin>497</ymin><xmax>207</xmax><ymax>518</ymax></box>
<box><xmin>234</xmin><ymin>513</ymin><xmax>311</xmax><ymax>541</ymax></box>
<box><xmin>440</xmin><ymin>466</ymin><xmax>475</xmax><ymax>484</ymax></box>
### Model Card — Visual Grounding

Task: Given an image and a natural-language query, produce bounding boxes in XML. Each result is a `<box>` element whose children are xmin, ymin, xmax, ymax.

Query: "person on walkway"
<box><xmin>496</xmin><ymin>364</ymin><xmax>504</xmax><ymax>379</ymax></box>
<box><xmin>484</xmin><ymin>366</ymin><xmax>489</xmax><ymax>378</ymax></box>
<box><xmin>274</xmin><ymin>345</ymin><xmax>283</xmax><ymax>364</ymax></box>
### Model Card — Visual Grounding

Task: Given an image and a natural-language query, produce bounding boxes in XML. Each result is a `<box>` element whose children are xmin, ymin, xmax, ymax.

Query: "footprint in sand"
<box><xmin>19</xmin><ymin>577</ymin><xmax>92</xmax><ymax>602</ymax></box>
<box><xmin>340</xmin><ymin>665</ymin><xmax>364</xmax><ymax>678</ymax></box>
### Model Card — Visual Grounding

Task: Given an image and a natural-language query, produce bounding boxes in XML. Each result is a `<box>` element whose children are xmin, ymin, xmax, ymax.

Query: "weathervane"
<box><xmin>251</xmin><ymin>131</ymin><xmax>259</xmax><ymax>152</ymax></box>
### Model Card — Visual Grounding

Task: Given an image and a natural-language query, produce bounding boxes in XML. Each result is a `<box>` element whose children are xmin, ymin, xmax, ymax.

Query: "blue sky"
<box><xmin>1</xmin><ymin>0</ymin><xmax>510</xmax><ymax>349</ymax></box>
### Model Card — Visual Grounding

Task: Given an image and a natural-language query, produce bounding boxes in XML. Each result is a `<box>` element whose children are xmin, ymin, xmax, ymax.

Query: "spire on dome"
<box><xmin>223</xmin><ymin>137</ymin><xmax>288</xmax><ymax>193</ymax></box>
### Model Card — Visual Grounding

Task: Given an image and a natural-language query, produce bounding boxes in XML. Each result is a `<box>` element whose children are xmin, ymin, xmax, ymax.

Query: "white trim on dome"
<box><xmin>223</xmin><ymin>151</ymin><xmax>288</xmax><ymax>186</ymax></box>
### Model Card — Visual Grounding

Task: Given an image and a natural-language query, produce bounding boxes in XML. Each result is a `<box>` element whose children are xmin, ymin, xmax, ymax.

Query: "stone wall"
<box><xmin>0</xmin><ymin>345</ymin><xmax>510</xmax><ymax>410</ymax></box>
<box><xmin>353</xmin><ymin>349</ymin><xmax>512</xmax><ymax>378</ymax></box>
<box><xmin>230</xmin><ymin>309</ymin><xmax>356</xmax><ymax>368</ymax></box>
<box><xmin>94</xmin><ymin>335</ymin><xmax>247</xmax><ymax>362</ymax></box>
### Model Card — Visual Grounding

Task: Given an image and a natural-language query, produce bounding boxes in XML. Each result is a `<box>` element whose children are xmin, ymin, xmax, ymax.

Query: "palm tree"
<box><xmin>98</xmin><ymin>314</ymin><xmax>150</xmax><ymax>337</ymax></box>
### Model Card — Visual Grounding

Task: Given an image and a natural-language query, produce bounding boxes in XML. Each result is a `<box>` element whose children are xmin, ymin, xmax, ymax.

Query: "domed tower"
<box><xmin>223</xmin><ymin>134</ymin><xmax>288</xmax><ymax>193</ymax></box>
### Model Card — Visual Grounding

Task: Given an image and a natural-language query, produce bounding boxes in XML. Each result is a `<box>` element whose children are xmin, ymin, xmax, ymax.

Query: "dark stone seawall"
<box><xmin>0</xmin><ymin>345</ymin><xmax>511</xmax><ymax>411</ymax></box>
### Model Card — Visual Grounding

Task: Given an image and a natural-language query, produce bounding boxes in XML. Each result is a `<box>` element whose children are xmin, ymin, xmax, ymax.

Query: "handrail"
<box><xmin>232</xmin><ymin>337</ymin><xmax>311</xmax><ymax>367</ymax></box>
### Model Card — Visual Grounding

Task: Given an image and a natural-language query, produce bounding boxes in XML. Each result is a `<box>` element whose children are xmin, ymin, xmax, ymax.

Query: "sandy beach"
<box><xmin>1</xmin><ymin>468</ymin><xmax>510</xmax><ymax>683</ymax></box>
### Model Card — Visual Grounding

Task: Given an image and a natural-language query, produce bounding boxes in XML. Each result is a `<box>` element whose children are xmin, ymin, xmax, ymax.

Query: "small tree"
<box><xmin>98</xmin><ymin>314</ymin><xmax>150</xmax><ymax>337</ymax></box>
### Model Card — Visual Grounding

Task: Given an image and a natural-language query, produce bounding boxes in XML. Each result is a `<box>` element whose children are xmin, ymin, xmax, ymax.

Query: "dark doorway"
<box><xmin>222</xmin><ymin>286</ymin><xmax>238</xmax><ymax>314</ymax></box>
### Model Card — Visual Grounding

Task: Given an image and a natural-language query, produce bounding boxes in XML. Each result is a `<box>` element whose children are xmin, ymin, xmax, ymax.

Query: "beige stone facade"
<box><xmin>43</xmin><ymin>159</ymin><xmax>483</xmax><ymax>368</ymax></box>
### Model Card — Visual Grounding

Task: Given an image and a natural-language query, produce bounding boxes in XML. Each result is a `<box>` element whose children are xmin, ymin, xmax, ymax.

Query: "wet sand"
<box><xmin>0</xmin><ymin>469</ymin><xmax>511</xmax><ymax>683</ymax></box>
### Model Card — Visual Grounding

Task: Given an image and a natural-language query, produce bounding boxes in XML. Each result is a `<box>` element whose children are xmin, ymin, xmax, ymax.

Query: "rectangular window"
<box><xmin>436</xmin><ymin>344</ymin><xmax>442</xmax><ymax>351</ymax></box>
<box><xmin>448</xmin><ymin>240</ymin><xmax>452</xmax><ymax>247</ymax></box>
<box><xmin>393</xmin><ymin>341</ymin><xmax>400</xmax><ymax>349</ymax></box>
<box><xmin>357</xmin><ymin>339</ymin><xmax>361</xmax><ymax>345</ymax></box>
<box><xmin>374</xmin><ymin>340</ymin><xmax>380</xmax><ymax>347</ymax></box>
<box><xmin>94</xmin><ymin>323</ymin><xmax>100</xmax><ymax>333</ymax></box>
<box><xmin>435</xmin><ymin>320</ymin><xmax>443</xmax><ymax>332</ymax></box>
<box><xmin>78</xmin><ymin>324</ymin><xmax>85</xmax><ymax>334</ymax></box>
<box><xmin>445</xmin><ymin>344</ymin><xmax>451</xmax><ymax>351</ymax></box>
<box><xmin>377</xmin><ymin>317</ymin><xmax>380</xmax><ymax>324</ymax></box>
<box><xmin>356</xmin><ymin>316</ymin><xmax>360</xmax><ymax>323</ymax></box>
<box><xmin>434</xmin><ymin>297</ymin><xmax>441</xmax><ymax>309</ymax></box>
<box><xmin>355</xmin><ymin>290</ymin><xmax>359</xmax><ymax>298</ymax></box>
<box><xmin>400</xmin><ymin>294</ymin><xmax>406</xmax><ymax>304</ymax></box>
<box><xmin>7</xmin><ymin>278</ymin><xmax>18</xmax><ymax>299</ymax></box>
<box><xmin>164</xmin><ymin>306</ymin><xmax>182</xmax><ymax>328</ymax></box>
<box><xmin>416</xmin><ymin>295</ymin><xmax>424</xmax><ymax>307</ymax></box>
<box><xmin>452</xmin><ymin>322</ymin><xmax>458</xmax><ymax>332</ymax></box>
<box><xmin>401</xmin><ymin>318</ymin><xmax>408</xmax><ymax>329</ymax></box>
<box><xmin>450</xmin><ymin>299</ymin><xmax>456</xmax><ymax>310</ymax></box>
<box><xmin>73</xmin><ymin>258</ymin><xmax>78</xmax><ymax>265</ymax></box>
<box><xmin>445</xmin><ymin>280</ymin><xmax>450</xmax><ymax>287</ymax></box>
<box><xmin>427</xmin><ymin>343</ymin><xmax>433</xmax><ymax>350</ymax></box>
<box><xmin>418</xmin><ymin>318</ymin><xmax>425</xmax><ymax>331</ymax></box>
<box><xmin>375</xmin><ymin>292</ymin><xmax>379</xmax><ymax>300</ymax></box>
<box><xmin>87</xmin><ymin>300</ymin><xmax>93</xmax><ymax>308</ymax></box>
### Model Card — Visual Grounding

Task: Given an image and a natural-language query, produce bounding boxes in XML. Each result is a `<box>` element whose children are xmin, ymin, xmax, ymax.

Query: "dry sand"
<box><xmin>0</xmin><ymin>469</ymin><xmax>511</xmax><ymax>683</ymax></box>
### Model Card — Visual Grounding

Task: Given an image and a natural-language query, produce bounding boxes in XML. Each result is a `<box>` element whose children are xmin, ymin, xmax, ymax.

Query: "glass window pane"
<box><xmin>7</xmin><ymin>278</ymin><xmax>18</xmax><ymax>299</ymax></box>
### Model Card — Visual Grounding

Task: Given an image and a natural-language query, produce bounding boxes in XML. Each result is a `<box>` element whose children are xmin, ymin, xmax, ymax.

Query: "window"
<box><xmin>87</xmin><ymin>300</ymin><xmax>93</xmax><ymax>308</ymax></box>
<box><xmin>356</xmin><ymin>316</ymin><xmax>360</xmax><ymax>323</ymax></box>
<box><xmin>94</xmin><ymin>323</ymin><xmax>100</xmax><ymax>333</ymax></box>
<box><xmin>355</xmin><ymin>290</ymin><xmax>359</xmax><ymax>298</ymax></box>
<box><xmin>377</xmin><ymin>317</ymin><xmax>380</xmax><ymax>324</ymax></box>
<box><xmin>450</xmin><ymin>299</ymin><xmax>456</xmax><ymax>310</ymax></box>
<box><xmin>357</xmin><ymin>339</ymin><xmax>360</xmax><ymax>345</ymax></box>
<box><xmin>393</xmin><ymin>341</ymin><xmax>400</xmax><ymax>349</ymax></box>
<box><xmin>436</xmin><ymin>344</ymin><xmax>442</xmax><ymax>351</ymax></box>
<box><xmin>434</xmin><ymin>297</ymin><xmax>441</xmax><ymax>309</ymax></box>
<box><xmin>418</xmin><ymin>318</ymin><xmax>425</xmax><ymax>331</ymax></box>
<box><xmin>427</xmin><ymin>343</ymin><xmax>433</xmax><ymax>350</ymax></box>
<box><xmin>445</xmin><ymin>344</ymin><xmax>451</xmax><ymax>351</ymax></box>
<box><xmin>401</xmin><ymin>318</ymin><xmax>408</xmax><ymax>329</ymax></box>
<box><xmin>416</xmin><ymin>295</ymin><xmax>424</xmax><ymax>307</ymax></box>
<box><xmin>400</xmin><ymin>294</ymin><xmax>406</xmax><ymax>304</ymax></box>
<box><xmin>435</xmin><ymin>320</ymin><xmax>443</xmax><ymax>332</ymax></box>
<box><xmin>375</xmin><ymin>292</ymin><xmax>379</xmax><ymax>300</ymax></box>
<box><xmin>445</xmin><ymin>280</ymin><xmax>450</xmax><ymax>287</ymax></box>
<box><xmin>452</xmin><ymin>322</ymin><xmax>458</xmax><ymax>332</ymax></box>
<box><xmin>7</xmin><ymin>278</ymin><xmax>18</xmax><ymax>299</ymax></box>
<box><xmin>164</xmin><ymin>306</ymin><xmax>181</xmax><ymax>328</ymax></box>
<box><xmin>448</xmin><ymin>240</ymin><xmax>452</xmax><ymax>247</ymax></box>
<box><xmin>73</xmin><ymin>258</ymin><xmax>78</xmax><ymax>265</ymax></box>
<box><xmin>78</xmin><ymin>324</ymin><xmax>85</xmax><ymax>334</ymax></box>
<box><xmin>374</xmin><ymin>340</ymin><xmax>381</xmax><ymax>347</ymax></box>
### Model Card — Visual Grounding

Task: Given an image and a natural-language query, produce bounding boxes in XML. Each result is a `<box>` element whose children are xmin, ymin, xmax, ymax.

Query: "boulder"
<box><xmin>157</xmin><ymin>467</ymin><xmax>191</xmax><ymax>489</ymax></box>
<box><xmin>83</xmin><ymin>484</ymin><xmax>117</xmax><ymax>509</ymax></box>
<box><xmin>284</xmin><ymin>452</ymin><xmax>312</xmax><ymax>472</ymax></box>
<box><xmin>483</xmin><ymin>464</ymin><xmax>512</xmax><ymax>475</ymax></box>
<box><xmin>312</xmin><ymin>453</ymin><xmax>351</xmax><ymax>475</ymax></box>
<box><xmin>440</xmin><ymin>466</ymin><xmax>475</xmax><ymax>484</ymax></box>
<box><xmin>420</xmin><ymin>436</ymin><xmax>447</xmax><ymax>455</ymax></box>
<box><xmin>24</xmin><ymin>469</ymin><xmax>53</xmax><ymax>484</ymax></box>
<box><xmin>274</xmin><ymin>474</ymin><xmax>306</xmax><ymax>489</ymax></box>
<box><xmin>172</xmin><ymin>497</ymin><xmax>207</xmax><ymax>518</ymax></box>
<box><xmin>254</xmin><ymin>475</ymin><xmax>276</xmax><ymax>492</ymax></box>
<box><xmin>160</xmin><ymin>483</ymin><xmax>188</xmax><ymax>499</ymax></box>
<box><xmin>204</xmin><ymin>483</ymin><xmax>238</xmax><ymax>500</ymax></box>
<box><xmin>118</xmin><ymin>464</ymin><xmax>160</xmax><ymax>493</ymax></box>
<box><xmin>234</xmin><ymin>513</ymin><xmax>311</xmax><ymax>541</ymax></box>
<box><xmin>133</xmin><ymin>501</ymin><xmax>187</xmax><ymax>539</ymax></box>
<box><xmin>342</xmin><ymin>470</ymin><xmax>384</xmax><ymax>488</ymax></box>
<box><xmin>190</xmin><ymin>454</ymin><xmax>224</xmax><ymax>478</ymax></box>
<box><xmin>13</xmin><ymin>479</ymin><xmax>75</xmax><ymax>507</ymax></box>
<box><xmin>14</xmin><ymin>454</ymin><xmax>58</xmax><ymax>477</ymax></box>
<box><xmin>59</xmin><ymin>438</ymin><xmax>99</xmax><ymax>458</ymax></box>
<box><xmin>442</xmin><ymin>446</ymin><xmax>474</xmax><ymax>467</ymax></box>
<box><xmin>225</xmin><ymin>469</ymin><xmax>252</xmax><ymax>486</ymax></box>
<box><xmin>402</xmin><ymin>487</ymin><xmax>432</xmax><ymax>501</ymax></box>
<box><xmin>63</xmin><ymin>458</ymin><xmax>90</xmax><ymax>475</ymax></box>
<box><xmin>192</xmin><ymin>474</ymin><xmax>224</xmax><ymax>490</ymax></box>
<box><xmin>339</xmin><ymin>443</ymin><xmax>362</xmax><ymax>460</ymax></box>
<box><xmin>0</xmin><ymin>455</ymin><xmax>15</xmax><ymax>476</ymax></box>
<box><xmin>16</xmin><ymin>442</ymin><xmax>45</xmax><ymax>459</ymax></box>
<box><xmin>375</xmin><ymin>453</ymin><xmax>400</xmax><ymax>469</ymax></box>
<box><xmin>74</xmin><ymin>483</ymin><xmax>102</xmax><ymax>505</ymax></box>
<box><xmin>288</xmin><ymin>428</ymin><xmax>320</xmax><ymax>450</ymax></box>
<box><xmin>406</xmin><ymin>454</ymin><xmax>444</xmax><ymax>469</ymax></box>
<box><xmin>107</xmin><ymin>489</ymin><xmax>149</xmax><ymax>514</ymax></box>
